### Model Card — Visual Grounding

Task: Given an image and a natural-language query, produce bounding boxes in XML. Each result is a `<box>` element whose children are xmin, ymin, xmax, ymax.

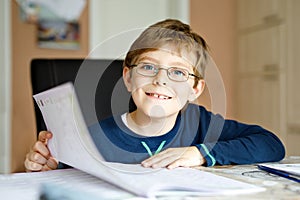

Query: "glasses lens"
<box><xmin>135</xmin><ymin>63</ymin><xmax>192</xmax><ymax>82</ymax></box>
<box><xmin>137</xmin><ymin>63</ymin><xmax>157</xmax><ymax>76</ymax></box>
<box><xmin>168</xmin><ymin>68</ymin><xmax>189</xmax><ymax>82</ymax></box>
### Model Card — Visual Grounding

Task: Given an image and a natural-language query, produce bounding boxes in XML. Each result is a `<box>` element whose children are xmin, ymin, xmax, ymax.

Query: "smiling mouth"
<box><xmin>145</xmin><ymin>92</ymin><xmax>172</xmax><ymax>100</ymax></box>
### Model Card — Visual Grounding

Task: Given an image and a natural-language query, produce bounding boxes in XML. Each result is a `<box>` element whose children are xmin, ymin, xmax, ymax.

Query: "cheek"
<box><xmin>174</xmin><ymin>82</ymin><xmax>193</xmax><ymax>97</ymax></box>
<box><xmin>130</xmin><ymin>76</ymin><xmax>152</xmax><ymax>92</ymax></box>
<box><xmin>172</xmin><ymin>83</ymin><xmax>194</xmax><ymax>106</ymax></box>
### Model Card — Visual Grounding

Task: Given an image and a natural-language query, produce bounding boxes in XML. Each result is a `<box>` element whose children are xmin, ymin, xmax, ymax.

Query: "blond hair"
<box><xmin>124</xmin><ymin>19</ymin><xmax>209</xmax><ymax>86</ymax></box>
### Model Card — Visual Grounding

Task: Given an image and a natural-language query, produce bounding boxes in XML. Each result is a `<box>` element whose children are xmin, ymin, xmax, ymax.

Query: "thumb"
<box><xmin>38</xmin><ymin>131</ymin><xmax>53</xmax><ymax>143</ymax></box>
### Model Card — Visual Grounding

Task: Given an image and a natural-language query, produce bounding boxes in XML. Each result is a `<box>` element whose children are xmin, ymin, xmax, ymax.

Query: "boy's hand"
<box><xmin>24</xmin><ymin>131</ymin><xmax>58</xmax><ymax>172</ymax></box>
<box><xmin>141</xmin><ymin>146</ymin><xmax>206</xmax><ymax>169</ymax></box>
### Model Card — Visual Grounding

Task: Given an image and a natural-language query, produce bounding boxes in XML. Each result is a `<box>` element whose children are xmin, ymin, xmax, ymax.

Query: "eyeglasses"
<box><xmin>130</xmin><ymin>63</ymin><xmax>201</xmax><ymax>82</ymax></box>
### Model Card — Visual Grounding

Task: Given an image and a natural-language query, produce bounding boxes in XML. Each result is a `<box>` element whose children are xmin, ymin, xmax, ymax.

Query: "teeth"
<box><xmin>149</xmin><ymin>93</ymin><xmax>169</xmax><ymax>99</ymax></box>
<box><xmin>159</xmin><ymin>95</ymin><xmax>166</xmax><ymax>99</ymax></box>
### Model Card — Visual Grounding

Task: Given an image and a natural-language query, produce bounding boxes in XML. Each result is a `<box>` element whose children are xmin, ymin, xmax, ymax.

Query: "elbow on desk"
<box><xmin>274</xmin><ymin>141</ymin><xmax>286</xmax><ymax>162</ymax></box>
<box><xmin>263</xmin><ymin>133</ymin><xmax>286</xmax><ymax>163</ymax></box>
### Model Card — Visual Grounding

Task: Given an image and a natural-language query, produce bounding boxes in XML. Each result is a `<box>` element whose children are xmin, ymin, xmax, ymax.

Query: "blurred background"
<box><xmin>1</xmin><ymin>0</ymin><xmax>299</xmax><ymax>173</ymax></box>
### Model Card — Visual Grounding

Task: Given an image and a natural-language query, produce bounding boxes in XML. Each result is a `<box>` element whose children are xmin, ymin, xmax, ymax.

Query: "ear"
<box><xmin>123</xmin><ymin>66</ymin><xmax>132</xmax><ymax>92</ymax></box>
<box><xmin>188</xmin><ymin>79</ymin><xmax>205</xmax><ymax>101</ymax></box>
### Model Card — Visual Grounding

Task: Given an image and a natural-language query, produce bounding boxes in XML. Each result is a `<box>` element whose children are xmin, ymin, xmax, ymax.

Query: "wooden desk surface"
<box><xmin>192</xmin><ymin>156</ymin><xmax>300</xmax><ymax>199</ymax></box>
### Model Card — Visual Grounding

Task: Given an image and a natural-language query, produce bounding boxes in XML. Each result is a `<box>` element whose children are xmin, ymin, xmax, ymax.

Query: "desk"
<box><xmin>1</xmin><ymin>157</ymin><xmax>299</xmax><ymax>200</ymax></box>
<box><xmin>195</xmin><ymin>156</ymin><xmax>300</xmax><ymax>200</ymax></box>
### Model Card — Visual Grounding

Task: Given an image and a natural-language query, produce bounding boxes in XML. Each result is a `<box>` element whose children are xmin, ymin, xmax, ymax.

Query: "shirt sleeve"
<box><xmin>195</xmin><ymin>107</ymin><xmax>285</xmax><ymax>166</ymax></box>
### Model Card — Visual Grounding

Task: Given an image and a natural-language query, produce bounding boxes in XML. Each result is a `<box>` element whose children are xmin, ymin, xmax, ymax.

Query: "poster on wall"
<box><xmin>16</xmin><ymin>0</ymin><xmax>86</xmax><ymax>23</ymax></box>
<box><xmin>15</xmin><ymin>0</ymin><xmax>85</xmax><ymax>50</ymax></box>
<box><xmin>37</xmin><ymin>20</ymin><xmax>80</xmax><ymax>50</ymax></box>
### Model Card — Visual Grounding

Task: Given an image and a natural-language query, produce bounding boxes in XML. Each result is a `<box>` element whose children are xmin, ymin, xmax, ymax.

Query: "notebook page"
<box><xmin>105</xmin><ymin>162</ymin><xmax>265</xmax><ymax>197</ymax></box>
<box><xmin>33</xmin><ymin>83</ymin><xmax>146</xmax><ymax>196</ymax></box>
<box><xmin>0</xmin><ymin>168</ymin><xmax>134</xmax><ymax>200</ymax></box>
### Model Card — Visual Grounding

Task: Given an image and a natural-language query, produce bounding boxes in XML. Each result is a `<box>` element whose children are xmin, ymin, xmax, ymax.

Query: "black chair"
<box><xmin>31</xmin><ymin>58</ymin><xmax>136</xmax><ymax>134</ymax></box>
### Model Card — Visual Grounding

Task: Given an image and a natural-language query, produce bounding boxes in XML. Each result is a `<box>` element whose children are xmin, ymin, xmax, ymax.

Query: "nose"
<box><xmin>153</xmin><ymin>68</ymin><xmax>168</xmax><ymax>86</ymax></box>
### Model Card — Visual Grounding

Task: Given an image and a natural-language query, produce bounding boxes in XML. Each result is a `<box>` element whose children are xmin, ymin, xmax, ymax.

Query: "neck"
<box><xmin>126</xmin><ymin>110</ymin><xmax>179</xmax><ymax>137</ymax></box>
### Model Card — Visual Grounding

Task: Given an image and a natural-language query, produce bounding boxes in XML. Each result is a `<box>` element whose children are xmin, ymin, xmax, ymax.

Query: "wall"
<box><xmin>88</xmin><ymin>0</ymin><xmax>189</xmax><ymax>59</ymax></box>
<box><xmin>11</xmin><ymin>1</ymin><xmax>89</xmax><ymax>172</ymax></box>
<box><xmin>0</xmin><ymin>0</ymin><xmax>11</xmax><ymax>173</ymax></box>
<box><xmin>190</xmin><ymin>0</ymin><xmax>237</xmax><ymax>119</ymax></box>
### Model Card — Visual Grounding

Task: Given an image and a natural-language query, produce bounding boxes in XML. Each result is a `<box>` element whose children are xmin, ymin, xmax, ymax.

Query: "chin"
<box><xmin>145</xmin><ymin>106</ymin><xmax>179</xmax><ymax>119</ymax></box>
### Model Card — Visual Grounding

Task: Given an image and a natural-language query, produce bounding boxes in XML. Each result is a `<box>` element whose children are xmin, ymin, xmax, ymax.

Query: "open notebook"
<box><xmin>33</xmin><ymin>82</ymin><xmax>265</xmax><ymax>198</ymax></box>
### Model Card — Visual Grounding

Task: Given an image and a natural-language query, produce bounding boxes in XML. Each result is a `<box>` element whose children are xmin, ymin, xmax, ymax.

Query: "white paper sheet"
<box><xmin>259</xmin><ymin>163</ymin><xmax>300</xmax><ymax>177</ymax></box>
<box><xmin>0</xmin><ymin>168</ymin><xmax>134</xmax><ymax>200</ymax></box>
<box><xmin>33</xmin><ymin>82</ymin><xmax>265</xmax><ymax>198</ymax></box>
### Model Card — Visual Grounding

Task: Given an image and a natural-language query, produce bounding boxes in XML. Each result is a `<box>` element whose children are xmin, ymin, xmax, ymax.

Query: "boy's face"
<box><xmin>123</xmin><ymin>49</ymin><xmax>205</xmax><ymax>119</ymax></box>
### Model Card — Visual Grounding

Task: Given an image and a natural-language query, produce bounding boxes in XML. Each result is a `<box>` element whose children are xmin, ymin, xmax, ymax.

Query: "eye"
<box><xmin>141</xmin><ymin>63</ymin><xmax>156</xmax><ymax>71</ymax></box>
<box><xmin>170</xmin><ymin>68</ymin><xmax>187</xmax><ymax>77</ymax></box>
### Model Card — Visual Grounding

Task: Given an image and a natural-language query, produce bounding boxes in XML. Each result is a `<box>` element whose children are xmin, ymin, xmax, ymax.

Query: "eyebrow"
<box><xmin>138</xmin><ymin>56</ymin><xmax>190</xmax><ymax>68</ymax></box>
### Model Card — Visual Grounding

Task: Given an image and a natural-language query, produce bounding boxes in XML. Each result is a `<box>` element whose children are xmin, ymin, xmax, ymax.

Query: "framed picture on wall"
<box><xmin>37</xmin><ymin>20</ymin><xmax>80</xmax><ymax>50</ymax></box>
<box><xmin>16</xmin><ymin>0</ymin><xmax>86</xmax><ymax>23</ymax></box>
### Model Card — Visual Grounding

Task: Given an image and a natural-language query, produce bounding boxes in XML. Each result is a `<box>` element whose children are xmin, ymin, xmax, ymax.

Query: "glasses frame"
<box><xmin>130</xmin><ymin>62</ymin><xmax>201</xmax><ymax>82</ymax></box>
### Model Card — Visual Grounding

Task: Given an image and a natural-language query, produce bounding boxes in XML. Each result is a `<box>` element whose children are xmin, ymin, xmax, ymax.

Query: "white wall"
<box><xmin>0</xmin><ymin>0</ymin><xmax>11</xmax><ymax>174</ymax></box>
<box><xmin>89</xmin><ymin>0</ymin><xmax>189</xmax><ymax>59</ymax></box>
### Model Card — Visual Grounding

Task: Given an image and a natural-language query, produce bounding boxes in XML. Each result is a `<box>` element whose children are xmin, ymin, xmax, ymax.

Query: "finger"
<box><xmin>167</xmin><ymin>154</ymin><xmax>205</xmax><ymax>169</ymax></box>
<box><xmin>142</xmin><ymin>154</ymin><xmax>176</xmax><ymax>168</ymax></box>
<box><xmin>38</xmin><ymin>131</ymin><xmax>52</xmax><ymax>143</ymax></box>
<box><xmin>141</xmin><ymin>154</ymin><xmax>166</xmax><ymax>167</ymax></box>
<box><xmin>141</xmin><ymin>148</ymin><xmax>172</xmax><ymax>166</ymax></box>
<box><xmin>46</xmin><ymin>157</ymin><xmax>58</xmax><ymax>169</ymax></box>
<box><xmin>152</xmin><ymin>155</ymin><xmax>179</xmax><ymax>168</ymax></box>
<box><xmin>24</xmin><ymin>158</ymin><xmax>43</xmax><ymax>171</ymax></box>
<box><xmin>41</xmin><ymin>164</ymin><xmax>53</xmax><ymax>171</ymax></box>
<box><xmin>167</xmin><ymin>158</ymin><xmax>187</xmax><ymax>169</ymax></box>
<box><xmin>32</xmin><ymin>141</ymin><xmax>51</xmax><ymax>158</ymax></box>
<box><xmin>28</xmin><ymin>151</ymin><xmax>47</xmax><ymax>165</ymax></box>
<box><xmin>40</xmin><ymin>158</ymin><xmax>57</xmax><ymax>171</ymax></box>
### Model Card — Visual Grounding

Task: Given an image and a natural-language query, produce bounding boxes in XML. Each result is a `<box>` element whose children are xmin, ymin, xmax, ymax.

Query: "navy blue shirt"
<box><xmin>88</xmin><ymin>104</ymin><xmax>285</xmax><ymax>166</ymax></box>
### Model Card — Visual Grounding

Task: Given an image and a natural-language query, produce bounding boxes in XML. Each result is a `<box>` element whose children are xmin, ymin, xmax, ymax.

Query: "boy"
<box><xmin>24</xmin><ymin>19</ymin><xmax>285</xmax><ymax>172</ymax></box>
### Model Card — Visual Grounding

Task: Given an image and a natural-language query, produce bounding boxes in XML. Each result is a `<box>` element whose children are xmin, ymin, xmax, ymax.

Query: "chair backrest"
<box><xmin>31</xmin><ymin>58</ymin><xmax>135</xmax><ymax>133</ymax></box>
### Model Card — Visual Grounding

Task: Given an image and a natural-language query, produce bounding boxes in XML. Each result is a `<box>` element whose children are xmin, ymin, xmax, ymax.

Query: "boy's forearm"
<box><xmin>196</xmin><ymin>129</ymin><xmax>285</xmax><ymax>166</ymax></box>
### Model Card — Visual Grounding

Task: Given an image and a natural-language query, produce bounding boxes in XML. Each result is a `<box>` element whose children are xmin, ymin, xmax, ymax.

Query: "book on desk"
<box><xmin>25</xmin><ymin>82</ymin><xmax>266</xmax><ymax>198</ymax></box>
